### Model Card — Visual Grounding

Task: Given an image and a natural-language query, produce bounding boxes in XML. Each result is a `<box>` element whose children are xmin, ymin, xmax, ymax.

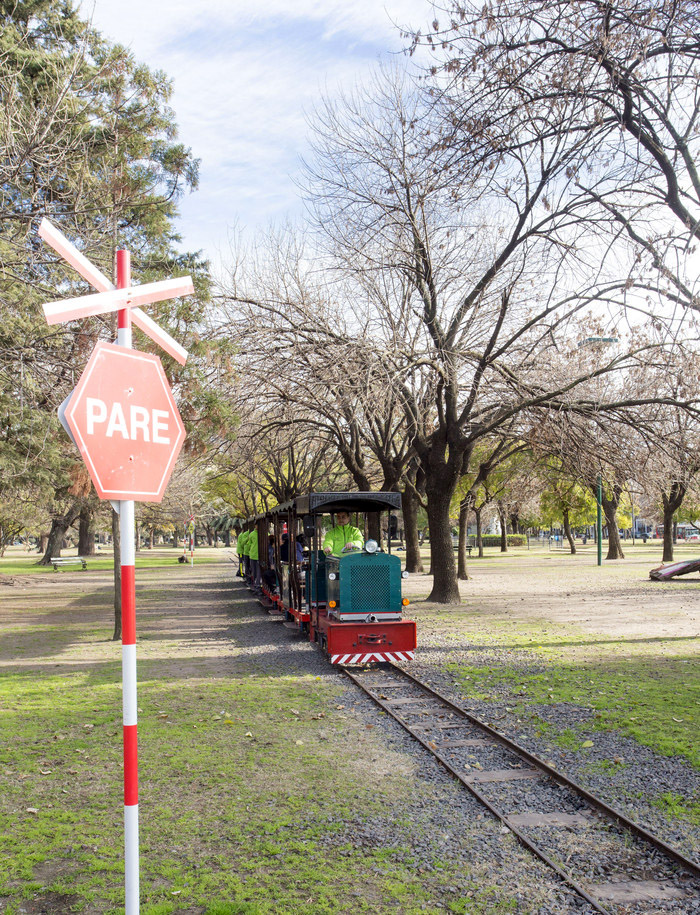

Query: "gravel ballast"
<box><xmin>230</xmin><ymin>563</ymin><xmax>700</xmax><ymax>913</ymax></box>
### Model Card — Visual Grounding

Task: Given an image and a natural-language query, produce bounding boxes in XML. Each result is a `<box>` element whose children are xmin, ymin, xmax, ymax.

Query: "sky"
<box><xmin>81</xmin><ymin>0</ymin><xmax>434</xmax><ymax>268</ymax></box>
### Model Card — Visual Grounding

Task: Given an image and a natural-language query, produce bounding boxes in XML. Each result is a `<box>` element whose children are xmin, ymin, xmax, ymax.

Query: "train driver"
<box><xmin>322</xmin><ymin>510</ymin><xmax>364</xmax><ymax>556</ymax></box>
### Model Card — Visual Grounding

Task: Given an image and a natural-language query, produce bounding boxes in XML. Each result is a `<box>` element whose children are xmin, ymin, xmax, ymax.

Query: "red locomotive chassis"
<box><xmin>311</xmin><ymin>610</ymin><xmax>416</xmax><ymax>665</ymax></box>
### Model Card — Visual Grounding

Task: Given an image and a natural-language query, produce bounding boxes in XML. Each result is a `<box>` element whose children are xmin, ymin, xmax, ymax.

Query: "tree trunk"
<box><xmin>457</xmin><ymin>499</ymin><xmax>471</xmax><ymax>580</ymax></box>
<box><xmin>499</xmin><ymin>508</ymin><xmax>508</xmax><ymax>552</ymax></box>
<box><xmin>661</xmin><ymin>482</ymin><xmax>686</xmax><ymax>562</ymax></box>
<box><xmin>39</xmin><ymin>502</ymin><xmax>82</xmax><ymax>564</ymax></box>
<box><xmin>149</xmin><ymin>528</ymin><xmax>155</xmax><ymax>549</ymax></box>
<box><xmin>40</xmin><ymin>520</ymin><xmax>68</xmax><ymax>563</ymax></box>
<box><xmin>401</xmin><ymin>485</ymin><xmax>424</xmax><ymax>573</ymax></box>
<box><xmin>662</xmin><ymin>508</ymin><xmax>676</xmax><ymax>562</ymax></box>
<box><xmin>112</xmin><ymin>508</ymin><xmax>122</xmax><ymax>641</ymax></box>
<box><xmin>592</xmin><ymin>481</ymin><xmax>626</xmax><ymax>561</ymax></box>
<box><xmin>78</xmin><ymin>505</ymin><xmax>95</xmax><ymax>556</ymax></box>
<box><xmin>602</xmin><ymin>500</ymin><xmax>625</xmax><ymax>560</ymax></box>
<box><xmin>206</xmin><ymin>524</ymin><xmax>214</xmax><ymax>546</ymax></box>
<box><xmin>366</xmin><ymin>512</ymin><xmax>381</xmax><ymax>543</ymax></box>
<box><xmin>0</xmin><ymin>524</ymin><xmax>7</xmax><ymax>557</ymax></box>
<box><xmin>563</xmin><ymin>508</ymin><xmax>576</xmax><ymax>555</ymax></box>
<box><xmin>475</xmin><ymin>507</ymin><xmax>484</xmax><ymax>558</ymax></box>
<box><xmin>224</xmin><ymin>528</ymin><xmax>231</xmax><ymax>547</ymax></box>
<box><xmin>425</xmin><ymin>483</ymin><xmax>460</xmax><ymax>603</ymax></box>
<box><xmin>38</xmin><ymin>532</ymin><xmax>49</xmax><ymax>554</ymax></box>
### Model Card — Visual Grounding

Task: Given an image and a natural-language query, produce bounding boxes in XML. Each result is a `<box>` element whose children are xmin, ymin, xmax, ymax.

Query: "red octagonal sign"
<box><xmin>65</xmin><ymin>342</ymin><xmax>186</xmax><ymax>502</ymax></box>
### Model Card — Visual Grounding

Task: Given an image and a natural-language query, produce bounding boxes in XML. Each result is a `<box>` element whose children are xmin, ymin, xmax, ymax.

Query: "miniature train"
<box><xmin>237</xmin><ymin>492</ymin><xmax>416</xmax><ymax>665</ymax></box>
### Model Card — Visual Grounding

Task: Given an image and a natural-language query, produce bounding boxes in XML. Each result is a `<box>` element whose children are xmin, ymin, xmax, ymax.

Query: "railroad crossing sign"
<box><xmin>38</xmin><ymin>219</ymin><xmax>194</xmax><ymax>915</ymax></box>
<box><xmin>65</xmin><ymin>342</ymin><xmax>186</xmax><ymax>501</ymax></box>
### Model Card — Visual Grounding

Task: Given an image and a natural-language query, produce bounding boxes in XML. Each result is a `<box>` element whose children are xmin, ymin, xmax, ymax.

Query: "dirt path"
<box><xmin>403</xmin><ymin>548</ymin><xmax>700</xmax><ymax>640</ymax></box>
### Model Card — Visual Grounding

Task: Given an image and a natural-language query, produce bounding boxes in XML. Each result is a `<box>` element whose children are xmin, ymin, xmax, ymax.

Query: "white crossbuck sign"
<box><xmin>39</xmin><ymin>218</ymin><xmax>192</xmax><ymax>364</ymax></box>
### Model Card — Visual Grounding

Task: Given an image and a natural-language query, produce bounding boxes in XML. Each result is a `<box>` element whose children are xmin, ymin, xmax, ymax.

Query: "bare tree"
<box><xmin>221</xmin><ymin>233</ymin><xmax>425</xmax><ymax>542</ymax></box>
<box><xmin>302</xmin><ymin>64</ymin><xmax>682</xmax><ymax>600</ymax></box>
<box><xmin>628</xmin><ymin>358</ymin><xmax>700</xmax><ymax>562</ymax></box>
<box><xmin>422</xmin><ymin>1</ymin><xmax>700</xmax><ymax>318</ymax></box>
<box><xmin>521</xmin><ymin>321</ymin><xmax>700</xmax><ymax>559</ymax></box>
<box><xmin>222</xmin><ymin>412</ymin><xmax>348</xmax><ymax>509</ymax></box>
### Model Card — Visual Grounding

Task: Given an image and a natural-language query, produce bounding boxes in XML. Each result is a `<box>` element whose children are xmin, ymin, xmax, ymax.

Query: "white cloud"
<box><xmin>84</xmin><ymin>1</ymin><xmax>432</xmax><ymax>52</ymax></box>
<box><xmin>80</xmin><ymin>0</ymin><xmax>436</xmax><ymax>260</ymax></box>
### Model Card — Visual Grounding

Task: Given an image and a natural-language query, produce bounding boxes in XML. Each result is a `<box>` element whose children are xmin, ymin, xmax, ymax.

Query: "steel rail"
<box><xmin>343</xmin><ymin>663</ymin><xmax>700</xmax><ymax>913</ymax></box>
<box><xmin>390</xmin><ymin>663</ymin><xmax>700</xmax><ymax>879</ymax></box>
<box><xmin>343</xmin><ymin>666</ymin><xmax>613</xmax><ymax>915</ymax></box>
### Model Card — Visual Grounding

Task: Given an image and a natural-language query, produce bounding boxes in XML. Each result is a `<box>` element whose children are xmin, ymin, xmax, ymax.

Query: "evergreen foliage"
<box><xmin>0</xmin><ymin>2</ymin><xmax>229</xmax><ymax>553</ymax></box>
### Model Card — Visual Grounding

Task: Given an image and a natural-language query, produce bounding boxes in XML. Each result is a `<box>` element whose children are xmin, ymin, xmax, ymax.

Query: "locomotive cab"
<box><xmin>257</xmin><ymin>491</ymin><xmax>416</xmax><ymax>665</ymax></box>
<box><xmin>305</xmin><ymin>492</ymin><xmax>415</xmax><ymax>664</ymax></box>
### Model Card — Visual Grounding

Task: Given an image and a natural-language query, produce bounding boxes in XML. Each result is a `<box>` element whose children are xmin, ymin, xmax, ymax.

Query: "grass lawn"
<box><xmin>1</xmin><ymin>667</ymin><xmax>436</xmax><ymax>914</ymax></box>
<box><xmin>0</xmin><ymin>558</ymin><xmax>531</xmax><ymax>915</ymax></box>
<box><xmin>1</xmin><ymin>540</ymin><xmax>698</xmax><ymax>911</ymax></box>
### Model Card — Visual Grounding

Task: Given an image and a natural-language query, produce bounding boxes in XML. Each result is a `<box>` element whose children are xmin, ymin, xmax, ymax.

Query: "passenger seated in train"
<box><xmin>262</xmin><ymin>534</ymin><xmax>278</xmax><ymax>594</ymax></box>
<box><xmin>280</xmin><ymin>532</ymin><xmax>305</xmax><ymax>563</ymax></box>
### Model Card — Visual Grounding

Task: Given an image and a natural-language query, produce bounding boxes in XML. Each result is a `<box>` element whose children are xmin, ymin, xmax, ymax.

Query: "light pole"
<box><xmin>596</xmin><ymin>474</ymin><xmax>603</xmax><ymax>567</ymax></box>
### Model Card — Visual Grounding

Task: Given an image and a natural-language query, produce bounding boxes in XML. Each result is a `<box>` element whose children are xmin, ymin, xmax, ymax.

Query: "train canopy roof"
<box><xmin>274</xmin><ymin>491</ymin><xmax>402</xmax><ymax>516</ymax></box>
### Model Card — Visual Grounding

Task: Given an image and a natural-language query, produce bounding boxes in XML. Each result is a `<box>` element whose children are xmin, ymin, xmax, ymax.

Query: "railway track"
<box><xmin>344</xmin><ymin>663</ymin><xmax>700</xmax><ymax>914</ymax></box>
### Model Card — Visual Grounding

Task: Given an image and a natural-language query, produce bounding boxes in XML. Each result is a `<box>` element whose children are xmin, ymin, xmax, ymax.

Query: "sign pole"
<box><xmin>117</xmin><ymin>249</ymin><xmax>140</xmax><ymax>914</ymax></box>
<box><xmin>37</xmin><ymin>219</ymin><xmax>191</xmax><ymax>915</ymax></box>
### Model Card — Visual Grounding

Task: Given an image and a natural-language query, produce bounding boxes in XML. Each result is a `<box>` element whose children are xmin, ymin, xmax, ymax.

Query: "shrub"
<box><xmin>472</xmin><ymin>534</ymin><xmax>527</xmax><ymax>547</ymax></box>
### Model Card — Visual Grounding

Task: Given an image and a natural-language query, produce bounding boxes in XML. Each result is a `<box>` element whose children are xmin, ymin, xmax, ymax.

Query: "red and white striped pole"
<box><xmin>116</xmin><ymin>249</ymin><xmax>139</xmax><ymax>913</ymax></box>
<box><xmin>37</xmin><ymin>220</ymin><xmax>191</xmax><ymax>914</ymax></box>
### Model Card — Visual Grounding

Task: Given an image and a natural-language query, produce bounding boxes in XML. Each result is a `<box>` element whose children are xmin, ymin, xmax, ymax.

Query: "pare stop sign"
<box><xmin>64</xmin><ymin>342</ymin><xmax>186</xmax><ymax>501</ymax></box>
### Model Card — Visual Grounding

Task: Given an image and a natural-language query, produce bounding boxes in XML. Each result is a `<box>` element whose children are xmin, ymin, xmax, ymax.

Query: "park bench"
<box><xmin>452</xmin><ymin>543</ymin><xmax>473</xmax><ymax>556</ymax></box>
<box><xmin>51</xmin><ymin>556</ymin><xmax>88</xmax><ymax>571</ymax></box>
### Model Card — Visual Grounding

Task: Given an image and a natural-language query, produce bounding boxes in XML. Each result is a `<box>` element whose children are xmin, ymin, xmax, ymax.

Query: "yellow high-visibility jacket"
<box><xmin>237</xmin><ymin>530</ymin><xmax>250</xmax><ymax>556</ymax></box>
<box><xmin>248</xmin><ymin>531</ymin><xmax>259</xmax><ymax>561</ymax></box>
<box><xmin>322</xmin><ymin>523</ymin><xmax>363</xmax><ymax>557</ymax></box>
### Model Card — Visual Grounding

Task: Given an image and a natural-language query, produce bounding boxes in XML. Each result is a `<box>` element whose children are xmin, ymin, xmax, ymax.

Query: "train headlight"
<box><xmin>364</xmin><ymin>539</ymin><xmax>379</xmax><ymax>554</ymax></box>
<box><xmin>402</xmin><ymin>598</ymin><xmax>410</xmax><ymax>606</ymax></box>
<box><xmin>328</xmin><ymin>572</ymin><xmax>337</xmax><ymax>581</ymax></box>
<box><xmin>401</xmin><ymin>570</ymin><xmax>409</xmax><ymax>579</ymax></box>
<box><xmin>328</xmin><ymin>600</ymin><xmax>337</xmax><ymax>608</ymax></box>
